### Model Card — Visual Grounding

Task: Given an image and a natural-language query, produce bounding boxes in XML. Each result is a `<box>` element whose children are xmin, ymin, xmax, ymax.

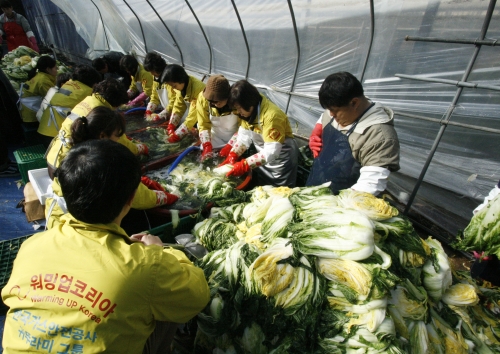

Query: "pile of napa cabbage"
<box><xmin>1</xmin><ymin>46</ymin><xmax>71</xmax><ymax>90</ymax></box>
<box><xmin>189</xmin><ymin>184</ymin><xmax>500</xmax><ymax>353</ymax></box>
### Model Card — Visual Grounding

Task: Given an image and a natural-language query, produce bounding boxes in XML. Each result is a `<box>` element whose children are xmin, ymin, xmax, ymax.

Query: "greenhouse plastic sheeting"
<box><xmin>26</xmin><ymin>0</ymin><xmax>500</xmax><ymax>235</ymax></box>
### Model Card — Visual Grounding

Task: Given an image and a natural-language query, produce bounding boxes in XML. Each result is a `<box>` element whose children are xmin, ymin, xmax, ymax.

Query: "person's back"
<box><xmin>2</xmin><ymin>140</ymin><xmax>210</xmax><ymax>353</ymax></box>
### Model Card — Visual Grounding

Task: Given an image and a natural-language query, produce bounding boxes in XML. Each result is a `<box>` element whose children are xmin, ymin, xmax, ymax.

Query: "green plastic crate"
<box><xmin>148</xmin><ymin>215</ymin><xmax>200</xmax><ymax>243</ymax></box>
<box><xmin>0</xmin><ymin>234</ymin><xmax>33</xmax><ymax>315</ymax></box>
<box><xmin>13</xmin><ymin>144</ymin><xmax>48</xmax><ymax>184</ymax></box>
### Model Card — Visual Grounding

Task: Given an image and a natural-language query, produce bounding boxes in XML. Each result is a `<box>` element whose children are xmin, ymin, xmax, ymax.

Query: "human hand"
<box><xmin>309</xmin><ymin>123</ymin><xmax>323</xmax><ymax>158</ymax></box>
<box><xmin>136</xmin><ymin>143</ymin><xmax>149</xmax><ymax>156</ymax></box>
<box><xmin>130</xmin><ymin>233</ymin><xmax>163</xmax><ymax>247</ymax></box>
<box><xmin>226</xmin><ymin>160</ymin><xmax>249</xmax><ymax>177</ymax></box>
<box><xmin>155</xmin><ymin>191</ymin><xmax>179</xmax><ymax>206</ymax></box>
<box><xmin>167</xmin><ymin>133</ymin><xmax>181</xmax><ymax>143</ymax></box>
<box><xmin>218</xmin><ymin>151</ymin><xmax>239</xmax><ymax>167</ymax></box>
<box><xmin>28</xmin><ymin>37</ymin><xmax>39</xmax><ymax>53</ymax></box>
<box><xmin>201</xmin><ymin>142</ymin><xmax>213</xmax><ymax>161</ymax></box>
<box><xmin>219</xmin><ymin>143</ymin><xmax>232</xmax><ymax>157</ymax></box>
<box><xmin>141</xmin><ymin>176</ymin><xmax>166</xmax><ymax>192</ymax></box>
<box><xmin>167</xmin><ymin>123</ymin><xmax>176</xmax><ymax>135</ymax></box>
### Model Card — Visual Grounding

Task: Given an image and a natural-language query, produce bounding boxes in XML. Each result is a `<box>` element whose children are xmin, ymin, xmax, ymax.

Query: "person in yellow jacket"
<box><xmin>119</xmin><ymin>54</ymin><xmax>154</xmax><ymax>108</ymax></box>
<box><xmin>142</xmin><ymin>52</ymin><xmax>176</xmax><ymax>122</ymax></box>
<box><xmin>2</xmin><ymin>139</ymin><xmax>210</xmax><ymax>354</ymax></box>
<box><xmin>197</xmin><ymin>74</ymin><xmax>240</xmax><ymax>160</ymax></box>
<box><xmin>46</xmin><ymin>78</ymin><xmax>147</xmax><ymax>160</ymax></box>
<box><xmin>37</xmin><ymin>65</ymin><xmax>102</xmax><ymax>143</ymax></box>
<box><xmin>44</xmin><ymin>106</ymin><xmax>179</xmax><ymax>230</ymax></box>
<box><xmin>18</xmin><ymin>55</ymin><xmax>57</xmax><ymax>124</ymax></box>
<box><xmin>219</xmin><ymin>80</ymin><xmax>299</xmax><ymax>187</ymax></box>
<box><xmin>159</xmin><ymin>64</ymin><xmax>205</xmax><ymax>143</ymax></box>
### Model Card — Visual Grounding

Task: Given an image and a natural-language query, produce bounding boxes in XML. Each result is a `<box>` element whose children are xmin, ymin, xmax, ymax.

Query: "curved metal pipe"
<box><xmin>89</xmin><ymin>0</ymin><xmax>110</xmax><ymax>50</ymax></box>
<box><xmin>285</xmin><ymin>0</ymin><xmax>301</xmax><ymax>114</ymax></box>
<box><xmin>403</xmin><ymin>0</ymin><xmax>497</xmax><ymax>215</ymax></box>
<box><xmin>184</xmin><ymin>0</ymin><xmax>212</xmax><ymax>73</ymax></box>
<box><xmin>144</xmin><ymin>0</ymin><xmax>184</xmax><ymax>66</ymax></box>
<box><xmin>359</xmin><ymin>0</ymin><xmax>374</xmax><ymax>83</ymax></box>
<box><xmin>230</xmin><ymin>0</ymin><xmax>250</xmax><ymax>79</ymax></box>
<box><xmin>122</xmin><ymin>0</ymin><xmax>148</xmax><ymax>53</ymax></box>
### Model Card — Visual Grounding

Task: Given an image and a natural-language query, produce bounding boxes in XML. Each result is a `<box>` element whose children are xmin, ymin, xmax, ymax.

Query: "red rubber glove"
<box><xmin>201</xmin><ymin>141</ymin><xmax>213</xmax><ymax>160</ymax></box>
<box><xmin>29</xmin><ymin>37</ymin><xmax>39</xmax><ymax>53</ymax></box>
<box><xmin>218</xmin><ymin>152</ymin><xmax>240</xmax><ymax>167</ymax></box>
<box><xmin>144</xmin><ymin>110</ymin><xmax>153</xmax><ymax>120</ymax></box>
<box><xmin>167</xmin><ymin>123</ymin><xmax>176</xmax><ymax>135</ymax></box>
<box><xmin>141</xmin><ymin>176</ymin><xmax>166</xmax><ymax>192</ymax></box>
<box><xmin>136</xmin><ymin>143</ymin><xmax>149</xmax><ymax>156</ymax></box>
<box><xmin>219</xmin><ymin>143</ymin><xmax>232</xmax><ymax>157</ymax></box>
<box><xmin>167</xmin><ymin>133</ymin><xmax>181</xmax><ymax>143</ymax></box>
<box><xmin>309</xmin><ymin>123</ymin><xmax>323</xmax><ymax>158</ymax></box>
<box><xmin>226</xmin><ymin>160</ymin><xmax>250</xmax><ymax>178</ymax></box>
<box><xmin>156</xmin><ymin>191</ymin><xmax>179</xmax><ymax>206</ymax></box>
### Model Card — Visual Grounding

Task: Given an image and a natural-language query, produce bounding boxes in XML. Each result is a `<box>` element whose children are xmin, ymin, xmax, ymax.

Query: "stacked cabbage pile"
<box><xmin>0</xmin><ymin>46</ymin><xmax>71</xmax><ymax>90</ymax></box>
<box><xmin>191</xmin><ymin>183</ymin><xmax>500</xmax><ymax>353</ymax></box>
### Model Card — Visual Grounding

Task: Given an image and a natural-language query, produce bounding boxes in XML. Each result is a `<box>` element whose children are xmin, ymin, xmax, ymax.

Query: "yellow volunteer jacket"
<box><xmin>63</xmin><ymin>93</ymin><xmax>139</xmax><ymax>155</ymax></box>
<box><xmin>150</xmin><ymin>81</ymin><xmax>176</xmax><ymax>112</ymax></box>
<box><xmin>38</xmin><ymin>80</ymin><xmax>93</xmax><ymax>138</ymax></box>
<box><xmin>44</xmin><ymin>93</ymin><xmax>157</xmax><ymax>228</ymax></box>
<box><xmin>45</xmin><ymin>179</ymin><xmax>160</xmax><ymax>229</ymax></box>
<box><xmin>171</xmin><ymin>76</ymin><xmax>205</xmax><ymax>129</ymax></box>
<box><xmin>1</xmin><ymin>214</ymin><xmax>210</xmax><ymax>354</ymax></box>
<box><xmin>128</xmin><ymin>64</ymin><xmax>153</xmax><ymax>97</ymax></box>
<box><xmin>20</xmin><ymin>72</ymin><xmax>56</xmax><ymax>123</ymax></box>
<box><xmin>196</xmin><ymin>93</ymin><xmax>240</xmax><ymax>133</ymax></box>
<box><xmin>240</xmin><ymin>95</ymin><xmax>294</xmax><ymax>143</ymax></box>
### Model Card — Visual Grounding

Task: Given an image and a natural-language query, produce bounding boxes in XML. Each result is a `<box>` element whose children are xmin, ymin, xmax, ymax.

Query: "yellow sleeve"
<box><xmin>183</xmin><ymin>98</ymin><xmax>198</xmax><ymax>129</ymax></box>
<box><xmin>131</xmin><ymin>183</ymin><xmax>158</xmax><ymax>209</ymax></box>
<box><xmin>118</xmin><ymin>134</ymin><xmax>139</xmax><ymax>155</ymax></box>
<box><xmin>139</xmin><ymin>69</ymin><xmax>154</xmax><ymax>97</ymax></box>
<box><xmin>171</xmin><ymin>89</ymin><xmax>187</xmax><ymax>118</ymax></box>
<box><xmin>261</xmin><ymin>104</ymin><xmax>288</xmax><ymax>144</ymax></box>
<box><xmin>128</xmin><ymin>76</ymin><xmax>136</xmax><ymax>92</ymax></box>
<box><xmin>166</xmin><ymin>84</ymin><xmax>176</xmax><ymax>113</ymax></box>
<box><xmin>196</xmin><ymin>92</ymin><xmax>211</xmax><ymax>133</ymax></box>
<box><xmin>150</xmin><ymin>81</ymin><xmax>160</xmax><ymax>105</ymax></box>
<box><xmin>151</xmin><ymin>250</ymin><xmax>210</xmax><ymax>323</ymax></box>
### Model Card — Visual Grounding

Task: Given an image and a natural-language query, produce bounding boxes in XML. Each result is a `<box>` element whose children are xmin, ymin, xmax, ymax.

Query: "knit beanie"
<box><xmin>203</xmin><ymin>74</ymin><xmax>230</xmax><ymax>101</ymax></box>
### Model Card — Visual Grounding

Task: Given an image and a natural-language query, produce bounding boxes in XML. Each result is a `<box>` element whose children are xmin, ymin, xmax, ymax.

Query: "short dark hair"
<box><xmin>318</xmin><ymin>72</ymin><xmax>364</xmax><ymax>109</ymax></box>
<box><xmin>0</xmin><ymin>1</ymin><xmax>13</xmax><ymax>8</ymax></box>
<box><xmin>143</xmin><ymin>52</ymin><xmax>167</xmax><ymax>74</ymax></box>
<box><xmin>56</xmin><ymin>139</ymin><xmax>141</xmax><ymax>224</ymax></box>
<box><xmin>119</xmin><ymin>55</ymin><xmax>139</xmax><ymax>76</ymax></box>
<box><xmin>228</xmin><ymin>80</ymin><xmax>261</xmax><ymax>111</ymax></box>
<box><xmin>56</xmin><ymin>73</ymin><xmax>71</xmax><ymax>88</ymax></box>
<box><xmin>160</xmin><ymin>64</ymin><xmax>188</xmax><ymax>84</ymax></box>
<box><xmin>93</xmin><ymin>78</ymin><xmax>128</xmax><ymax>107</ymax></box>
<box><xmin>28</xmin><ymin>56</ymin><xmax>57</xmax><ymax>80</ymax></box>
<box><xmin>72</xmin><ymin>65</ymin><xmax>102</xmax><ymax>88</ymax></box>
<box><xmin>92</xmin><ymin>57</ymin><xmax>106</xmax><ymax>72</ymax></box>
<box><xmin>70</xmin><ymin>106</ymin><xmax>125</xmax><ymax>145</ymax></box>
